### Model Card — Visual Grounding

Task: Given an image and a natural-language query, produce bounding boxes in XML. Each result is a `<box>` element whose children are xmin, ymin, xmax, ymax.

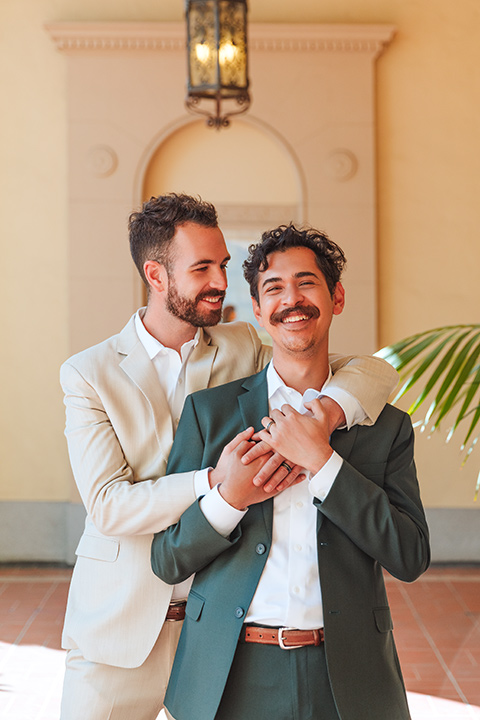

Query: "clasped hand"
<box><xmin>255</xmin><ymin>398</ymin><xmax>334</xmax><ymax>475</ymax></box>
<box><xmin>209</xmin><ymin>427</ymin><xmax>304</xmax><ymax>510</ymax></box>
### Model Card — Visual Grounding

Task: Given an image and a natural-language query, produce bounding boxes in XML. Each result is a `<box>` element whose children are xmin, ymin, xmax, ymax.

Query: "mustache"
<box><xmin>269</xmin><ymin>304</ymin><xmax>320</xmax><ymax>325</ymax></box>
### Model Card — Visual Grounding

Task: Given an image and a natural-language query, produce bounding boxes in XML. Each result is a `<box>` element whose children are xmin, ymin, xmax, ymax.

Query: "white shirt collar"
<box><xmin>266</xmin><ymin>360</ymin><xmax>333</xmax><ymax>411</ymax></box>
<box><xmin>134</xmin><ymin>308</ymin><xmax>200</xmax><ymax>361</ymax></box>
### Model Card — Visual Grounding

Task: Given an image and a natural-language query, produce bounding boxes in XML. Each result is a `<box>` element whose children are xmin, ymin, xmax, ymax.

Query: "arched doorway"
<box><xmin>142</xmin><ymin>118</ymin><xmax>302</xmax><ymax>337</ymax></box>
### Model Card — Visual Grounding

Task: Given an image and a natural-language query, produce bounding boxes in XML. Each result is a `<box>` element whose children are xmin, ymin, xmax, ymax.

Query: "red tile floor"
<box><xmin>0</xmin><ymin>564</ymin><xmax>479</xmax><ymax>719</ymax></box>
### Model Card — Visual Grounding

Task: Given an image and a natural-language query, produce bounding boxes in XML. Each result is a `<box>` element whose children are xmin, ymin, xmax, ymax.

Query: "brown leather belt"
<box><xmin>165</xmin><ymin>600</ymin><xmax>187</xmax><ymax>622</ymax></box>
<box><xmin>244</xmin><ymin>626</ymin><xmax>324</xmax><ymax>650</ymax></box>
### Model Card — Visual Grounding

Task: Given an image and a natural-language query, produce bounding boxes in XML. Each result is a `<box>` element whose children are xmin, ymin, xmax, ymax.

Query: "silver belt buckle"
<box><xmin>278</xmin><ymin>627</ymin><xmax>298</xmax><ymax>650</ymax></box>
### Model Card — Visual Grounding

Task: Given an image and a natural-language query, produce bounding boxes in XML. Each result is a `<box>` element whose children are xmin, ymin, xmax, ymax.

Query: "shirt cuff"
<box><xmin>199</xmin><ymin>484</ymin><xmax>247</xmax><ymax>538</ymax></box>
<box><xmin>309</xmin><ymin>451</ymin><xmax>343</xmax><ymax>502</ymax></box>
<box><xmin>319</xmin><ymin>386</ymin><xmax>367</xmax><ymax>429</ymax></box>
<box><xmin>194</xmin><ymin>468</ymin><xmax>212</xmax><ymax>498</ymax></box>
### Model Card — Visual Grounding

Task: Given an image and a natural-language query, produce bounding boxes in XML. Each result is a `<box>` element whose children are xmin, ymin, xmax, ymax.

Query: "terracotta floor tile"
<box><xmin>394</xmin><ymin>630</ymin><xmax>433</xmax><ymax>651</ymax></box>
<box><xmin>0</xmin><ymin>564</ymin><xmax>479</xmax><ymax>719</ymax></box>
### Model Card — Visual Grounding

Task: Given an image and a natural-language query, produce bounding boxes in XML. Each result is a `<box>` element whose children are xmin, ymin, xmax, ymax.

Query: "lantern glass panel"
<box><xmin>187</xmin><ymin>1</ymin><xmax>218</xmax><ymax>92</ymax></box>
<box><xmin>219</xmin><ymin>1</ymin><xmax>248</xmax><ymax>90</ymax></box>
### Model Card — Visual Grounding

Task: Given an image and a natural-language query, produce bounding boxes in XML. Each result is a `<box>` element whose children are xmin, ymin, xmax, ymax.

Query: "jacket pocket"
<box><xmin>373</xmin><ymin>606</ymin><xmax>394</xmax><ymax>633</ymax></box>
<box><xmin>186</xmin><ymin>590</ymin><xmax>205</xmax><ymax>622</ymax></box>
<box><xmin>75</xmin><ymin>533</ymin><xmax>119</xmax><ymax>562</ymax></box>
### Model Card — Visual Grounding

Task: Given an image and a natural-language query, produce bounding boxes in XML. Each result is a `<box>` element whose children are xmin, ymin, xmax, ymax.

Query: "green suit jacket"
<box><xmin>151</xmin><ymin>367</ymin><xmax>430</xmax><ymax>720</ymax></box>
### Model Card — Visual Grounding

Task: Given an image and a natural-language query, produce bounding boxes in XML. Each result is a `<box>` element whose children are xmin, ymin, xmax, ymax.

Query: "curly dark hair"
<box><xmin>243</xmin><ymin>224</ymin><xmax>347</xmax><ymax>303</ymax></box>
<box><xmin>128</xmin><ymin>193</ymin><xmax>218</xmax><ymax>286</ymax></box>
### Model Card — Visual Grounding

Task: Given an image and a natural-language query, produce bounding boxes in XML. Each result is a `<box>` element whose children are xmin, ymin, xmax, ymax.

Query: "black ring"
<box><xmin>281</xmin><ymin>461</ymin><xmax>293</xmax><ymax>472</ymax></box>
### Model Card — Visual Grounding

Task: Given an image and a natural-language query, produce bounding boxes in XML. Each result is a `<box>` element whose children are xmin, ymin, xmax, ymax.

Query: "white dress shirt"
<box><xmin>134</xmin><ymin>310</ymin><xmax>201</xmax><ymax>600</ymax></box>
<box><xmin>200</xmin><ymin>361</ymin><xmax>363</xmax><ymax>630</ymax></box>
<box><xmin>134</xmin><ymin>310</ymin><xmax>199</xmax><ymax>428</ymax></box>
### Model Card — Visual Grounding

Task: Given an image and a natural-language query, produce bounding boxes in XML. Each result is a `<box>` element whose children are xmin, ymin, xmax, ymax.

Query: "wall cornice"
<box><xmin>45</xmin><ymin>22</ymin><xmax>395</xmax><ymax>57</ymax></box>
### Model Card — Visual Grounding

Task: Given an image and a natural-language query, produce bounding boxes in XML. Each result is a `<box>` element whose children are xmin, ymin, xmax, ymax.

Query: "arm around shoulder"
<box><xmin>328</xmin><ymin>354</ymin><xmax>398</xmax><ymax>425</ymax></box>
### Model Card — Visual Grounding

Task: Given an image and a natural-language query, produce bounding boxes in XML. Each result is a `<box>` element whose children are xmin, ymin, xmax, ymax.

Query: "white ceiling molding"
<box><xmin>46</xmin><ymin>22</ymin><xmax>395</xmax><ymax>58</ymax></box>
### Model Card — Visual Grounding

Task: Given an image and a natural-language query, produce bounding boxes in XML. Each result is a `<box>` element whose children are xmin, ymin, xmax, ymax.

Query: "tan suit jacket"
<box><xmin>60</xmin><ymin>312</ymin><xmax>397</xmax><ymax>668</ymax></box>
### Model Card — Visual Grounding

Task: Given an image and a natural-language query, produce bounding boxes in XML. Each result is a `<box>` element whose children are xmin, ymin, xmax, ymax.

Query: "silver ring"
<box><xmin>265</xmin><ymin>419</ymin><xmax>275</xmax><ymax>431</ymax></box>
<box><xmin>281</xmin><ymin>461</ymin><xmax>293</xmax><ymax>473</ymax></box>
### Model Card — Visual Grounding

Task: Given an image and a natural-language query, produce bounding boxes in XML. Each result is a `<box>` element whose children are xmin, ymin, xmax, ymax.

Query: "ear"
<box><xmin>332</xmin><ymin>282</ymin><xmax>345</xmax><ymax>316</ymax></box>
<box><xmin>144</xmin><ymin>260</ymin><xmax>168</xmax><ymax>295</ymax></box>
<box><xmin>251</xmin><ymin>297</ymin><xmax>264</xmax><ymax>327</ymax></box>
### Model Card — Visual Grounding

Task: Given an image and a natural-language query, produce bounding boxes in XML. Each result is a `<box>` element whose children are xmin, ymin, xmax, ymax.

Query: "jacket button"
<box><xmin>255</xmin><ymin>543</ymin><xmax>266</xmax><ymax>555</ymax></box>
<box><xmin>235</xmin><ymin>607</ymin><xmax>245</xmax><ymax>618</ymax></box>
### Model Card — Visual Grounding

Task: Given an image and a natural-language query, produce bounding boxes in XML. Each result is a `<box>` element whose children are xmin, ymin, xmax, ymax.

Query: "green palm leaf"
<box><xmin>377</xmin><ymin>324</ymin><xmax>480</xmax><ymax>496</ymax></box>
<box><xmin>426</xmin><ymin>333</ymin><xmax>480</xmax><ymax>430</ymax></box>
<box><xmin>393</xmin><ymin>331</ymin><xmax>466</xmax><ymax>410</ymax></box>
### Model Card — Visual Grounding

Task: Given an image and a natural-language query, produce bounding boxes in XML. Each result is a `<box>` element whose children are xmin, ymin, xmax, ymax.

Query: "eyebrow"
<box><xmin>260</xmin><ymin>270</ymin><xmax>318</xmax><ymax>290</ymax></box>
<box><xmin>189</xmin><ymin>255</ymin><xmax>231</xmax><ymax>268</ymax></box>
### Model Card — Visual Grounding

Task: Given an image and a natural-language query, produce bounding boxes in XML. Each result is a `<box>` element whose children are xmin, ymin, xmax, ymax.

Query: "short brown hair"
<box><xmin>128</xmin><ymin>193</ymin><xmax>218</xmax><ymax>286</ymax></box>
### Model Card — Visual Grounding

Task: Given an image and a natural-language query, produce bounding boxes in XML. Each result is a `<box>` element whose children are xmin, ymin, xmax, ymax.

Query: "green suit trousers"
<box><xmin>214</xmin><ymin>630</ymin><xmax>340</xmax><ymax>720</ymax></box>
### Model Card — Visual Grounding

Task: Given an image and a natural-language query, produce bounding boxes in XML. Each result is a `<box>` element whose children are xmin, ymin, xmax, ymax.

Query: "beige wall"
<box><xmin>1</xmin><ymin>0</ymin><xmax>479</xmax><ymax>511</ymax></box>
<box><xmin>143</xmin><ymin>121</ymin><xmax>300</xmax><ymax>206</ymax></box>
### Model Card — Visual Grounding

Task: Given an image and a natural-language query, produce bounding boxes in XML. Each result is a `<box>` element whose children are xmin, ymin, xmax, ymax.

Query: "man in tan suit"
<box><xmin>59</xmin><ymin>194</ymin><xmax>398</xmax><ymax>720</ymax></box>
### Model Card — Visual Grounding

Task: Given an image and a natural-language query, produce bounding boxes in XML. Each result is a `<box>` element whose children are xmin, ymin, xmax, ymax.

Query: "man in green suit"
<box><xmin>151</xmin><ymin>224</ymin><xmax>430</xmax><ymax>720</ymax></box>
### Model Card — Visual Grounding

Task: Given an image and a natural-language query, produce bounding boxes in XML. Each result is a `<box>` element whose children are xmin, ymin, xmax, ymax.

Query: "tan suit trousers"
<box><xmin>60</xmin><ymin>621</ymin><xmax>181</xmax><ymax>720</ymax></box>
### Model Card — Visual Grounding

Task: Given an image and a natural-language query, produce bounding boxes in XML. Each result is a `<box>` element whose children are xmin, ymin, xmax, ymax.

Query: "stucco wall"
<box><xmin>0</xmin><ymin>0</ymin><xmax>478</xmax><ymax>560</ymax></box>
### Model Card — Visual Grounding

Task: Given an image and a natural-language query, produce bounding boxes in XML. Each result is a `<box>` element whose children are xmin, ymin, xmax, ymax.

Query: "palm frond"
<box><xmin>376</xmin><ymin>324</ymin><xmax>480</xmax><ymax>495</ymax></box>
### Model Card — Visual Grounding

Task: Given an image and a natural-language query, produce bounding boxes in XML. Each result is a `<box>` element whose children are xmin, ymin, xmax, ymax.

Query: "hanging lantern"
<box><xmin>185</xmin><ymin>0</ymin><xmax>251</xmax><ymax>129</ymax></box>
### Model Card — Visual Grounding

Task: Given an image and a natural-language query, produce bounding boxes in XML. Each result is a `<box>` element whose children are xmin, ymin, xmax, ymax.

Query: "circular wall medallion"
<box><xmin>88</xmin><ymin>145</ymin><xmax>118</xmax><ymax>178</ymax></box>
<box><xmin>324</xmin><ymin>149</ymin><xmax>358</xmax><ymax>182</ymax></box>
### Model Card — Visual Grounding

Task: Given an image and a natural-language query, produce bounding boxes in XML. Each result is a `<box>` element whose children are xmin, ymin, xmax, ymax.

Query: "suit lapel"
<box><xmin>237</xmin><ymin>368</ymin><xmax>274</xmax><ymax>538</ymax></box>
<box><xmin>237</xmin><ymin>367</ymin><xmax>269</xmax><ymax>432</ymax></box>
<box><xmin>117</xmin><ymin>317</ymin><xmax>174</xmax><ymax>459</ymax></box>
<box><xmin>184</xmin><ymin>329</ymin><xmax>217</xmax><ymax>396</ymax></box>
<box><xmin>331</xmin><ymin>424</ymin><xmax>358</xmax><ymax>463</ymax></box>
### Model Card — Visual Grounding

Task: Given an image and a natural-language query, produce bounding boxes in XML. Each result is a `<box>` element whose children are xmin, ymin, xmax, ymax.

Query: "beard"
<box><xmin>166</xmin><ymin>278</ymin><xmax>225</xmax><ymax>327</ymax></box>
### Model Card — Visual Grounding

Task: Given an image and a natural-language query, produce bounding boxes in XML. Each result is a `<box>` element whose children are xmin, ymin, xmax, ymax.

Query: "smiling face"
<box><xmin>252</xmin><ymin>246</ymin><xmax>345</xmax><ymax>358</ymax></box>
<box><xmin>165</xmin><ymin>222</ymin><xmax>230</xmax><ymax>327</ymax></box>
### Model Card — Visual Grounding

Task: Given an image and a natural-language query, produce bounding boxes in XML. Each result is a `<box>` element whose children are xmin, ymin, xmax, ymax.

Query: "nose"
<box><xmin>209</xmin><ymin>265</ymin><xmax>228</xmax><ymax>291</ymax></box>
<box><xmin>282</xmin><ymin>282</ymin><xmax>304</xmax><ymax>306</ymax></box>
